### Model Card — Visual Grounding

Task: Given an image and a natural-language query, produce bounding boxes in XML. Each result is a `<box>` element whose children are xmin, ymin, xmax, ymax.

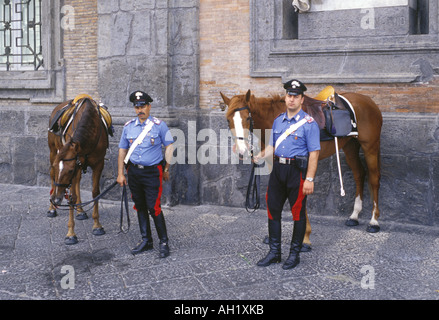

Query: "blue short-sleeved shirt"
<box><xmin>119</xmin><ymin>116</ymin><xmax>174</xmax><ymax>166</ymax></box>
<box><xmin>269</xmin><ymin>109</ymin><xmax>320</xmax><ymax>158</ymax></box>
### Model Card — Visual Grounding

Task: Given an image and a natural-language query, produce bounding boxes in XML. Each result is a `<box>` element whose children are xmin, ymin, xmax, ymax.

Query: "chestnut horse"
<box><xmin>48</xmin><ymin>95</ymin><xmax>110</xmax><ymax>245</ymax></box>
<box><xmin>221</xmin><ymin>89</ymin><xmax>382</xmax><ymax>249</ymax></box>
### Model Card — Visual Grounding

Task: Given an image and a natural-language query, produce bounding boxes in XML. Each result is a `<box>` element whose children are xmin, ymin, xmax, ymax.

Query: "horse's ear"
<box><xmin>245</xmin><ymin>90</ymin><xmax>251</xmax><ymax>102</ymax></box>
<box><xmin>220</xmin><ymin>92</ymin><xmax>231</xmax><ymax>105</ymax></box>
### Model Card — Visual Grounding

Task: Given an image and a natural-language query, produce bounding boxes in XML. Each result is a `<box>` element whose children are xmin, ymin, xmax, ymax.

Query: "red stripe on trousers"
<box><xmin>153</xmin><ymin>165</ymin><xmax>164</xmax><ymax>216</ymax></box>
<box><xmin>291</xmin><ymin>175</ymin><xmax>305</xmax><ymax>221</ymax></box>
<box><xmin>265</xmin><ymin>187</ymin><xmax>274</xmax><ymax>220</ymax></box>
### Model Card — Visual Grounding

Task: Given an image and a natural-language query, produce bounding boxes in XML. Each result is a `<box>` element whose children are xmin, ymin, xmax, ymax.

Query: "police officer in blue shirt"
<box><xmin>254</xmin><ymin>79</ymin><xmax>320</xmax><ymax>269</ymax></box>
<box><xmin>117</xmin><ymin>91</ymin><xmax>174</xmax><ymax>258</ymax></box>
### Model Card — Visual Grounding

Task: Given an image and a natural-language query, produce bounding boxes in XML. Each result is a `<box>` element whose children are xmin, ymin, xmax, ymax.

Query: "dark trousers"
<box><xmin>266</xmin><ymin>161</ymin><xmax>307</xmax><ymax>222</ymax></box>
<box><xmin>127</xmin><ymin>164</ymin><xmax>163</xmax><ymax>216</ymax></box>
<box><xmin>127</xmin><ymin>164</ymin><xmax>169</xmax><ymax>252</ymax></box>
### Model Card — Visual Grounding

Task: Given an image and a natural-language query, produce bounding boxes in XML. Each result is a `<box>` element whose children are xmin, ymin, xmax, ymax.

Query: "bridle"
<box><xmin>230</xmin><ymin>104</ymin><xmax>261</xmax><ymax>213</ymax></box>
<box><xmin>230</xmin><ymin>105</ymin><xmax>256</xmax><ymax>157</ymax></box>
<box><xmin>53</xmin><ymin>155</ymin><xmax>83</xmax><ymax>189</ymax></box>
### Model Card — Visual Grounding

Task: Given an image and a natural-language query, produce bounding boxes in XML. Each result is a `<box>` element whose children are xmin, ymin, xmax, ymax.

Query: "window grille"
<box><xmin>0</xmin><ymin>0</ymin><xmax>43</xmax><ymax>71</ymax></box>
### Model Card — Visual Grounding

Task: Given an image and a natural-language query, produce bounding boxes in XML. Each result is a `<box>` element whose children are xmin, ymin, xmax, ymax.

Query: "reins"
<box><xmin>52</xmin><ymin>181</ymin><xmax>131</xmax><ymax>234</ymax></box>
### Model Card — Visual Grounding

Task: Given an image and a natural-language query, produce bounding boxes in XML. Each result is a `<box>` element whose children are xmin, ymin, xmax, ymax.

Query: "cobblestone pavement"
<box><xmin>0</xmin><ymin>184</ymin><xmax>438</xmax><ymax>303</ymax></box>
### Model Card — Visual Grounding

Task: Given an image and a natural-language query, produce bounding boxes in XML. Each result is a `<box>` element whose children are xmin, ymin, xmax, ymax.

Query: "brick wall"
<box><xmin>63</xmin><ymin>0</ymin><xmax>99</xmax><ymax>101</ymax></box>
<box><xmin>199</xmin><ymin>0</ymin><xmax>280</xmax><ymax>109</ymax></box>
<box><xmin>199</xmin><ymin>0</ymin><xmax>439</xmax><ymax>113</ymax></box>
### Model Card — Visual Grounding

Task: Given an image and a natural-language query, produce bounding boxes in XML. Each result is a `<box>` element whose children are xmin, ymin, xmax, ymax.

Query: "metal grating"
<box><xmin>0</xmin><ymin>0</ymin><xmax>43</xmax><ymax>71</ymax></box>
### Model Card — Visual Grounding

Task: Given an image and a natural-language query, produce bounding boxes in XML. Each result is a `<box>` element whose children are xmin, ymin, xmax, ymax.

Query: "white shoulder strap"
<box><xmin>274</xmin><ymin>118</ymin><xmax>307</xmax><ymax>151</ymax></box>
<box><xmin>124</xmin><ymin>119</ymin><xmax>154</xmax><ymax>164</ymax></box>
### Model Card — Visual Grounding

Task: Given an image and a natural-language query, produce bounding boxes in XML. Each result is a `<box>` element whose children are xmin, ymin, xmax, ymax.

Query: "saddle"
<box><xmin>49</xmin><ymin>94</ymin><xmax>114</xmax><ymax>138</ymax></box>
<box><xmin>303</xmin><ymin>86</ymin><xmax>357</xmax><ymax>141</ymax></box>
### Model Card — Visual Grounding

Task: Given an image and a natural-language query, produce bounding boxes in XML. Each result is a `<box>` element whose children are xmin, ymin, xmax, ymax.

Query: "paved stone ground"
<box><xmin>0</xmin><ymin>184</ymin><xmax>438</xmax><ymax>303</ymax></box>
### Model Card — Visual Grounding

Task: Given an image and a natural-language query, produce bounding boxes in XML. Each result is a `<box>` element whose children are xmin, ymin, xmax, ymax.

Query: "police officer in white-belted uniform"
<box><xmin>117</xmin><ymin>91</ymin><xmax>174</xmax><ymax>258</ymax></box>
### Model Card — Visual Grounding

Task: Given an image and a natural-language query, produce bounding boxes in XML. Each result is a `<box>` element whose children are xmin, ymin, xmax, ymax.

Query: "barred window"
<box><xmin>0</xmin><ymin>0</ymin><xmax>43</xmax><ymax>71</ymax></box>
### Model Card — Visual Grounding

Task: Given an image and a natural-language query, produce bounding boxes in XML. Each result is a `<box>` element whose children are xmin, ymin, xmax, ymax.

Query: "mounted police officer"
<box><xmin>117</xmin><ymin>91</ymin><xmax>174</xmax><ymax>258</ymax></box>
<box><xmin>254</xmin><ymin>79</ymin><xmax>320</xmax><ymax>269</ymax></box>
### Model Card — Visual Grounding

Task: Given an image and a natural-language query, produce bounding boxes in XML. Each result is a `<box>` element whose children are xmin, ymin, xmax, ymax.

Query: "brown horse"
<box><xmin>48</xmin><ymin>95</ymin><xmax>110</xmax><ymax>245</ymax></box>
<box><xmin>221</xmin><ymin>88</ymin><xmax>382</xmax><ymax>249</ymax></box>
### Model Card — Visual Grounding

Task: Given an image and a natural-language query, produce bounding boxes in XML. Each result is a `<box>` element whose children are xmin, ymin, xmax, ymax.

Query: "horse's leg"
<box><xmin>301</xmin><ymin>209</ymin><xmax>312</xmax><ymax>252</ymax></box>
<box><xmin>65</xmin><ymin>205</ymin><xmax>78</xmax><ymax>245</ymax></box>
<box><xmin>75</xmin><ymin>171</ymin><xmax>88</xmax><ymax>220</ymax></box>
<box><xmin>47</xmin><ymin>142</ymin><xmax>58</xmax><ymax>218</ymax></box>
<box><xmin>342</xmin><ymin>139</ymin><xmax>366</xmax><ymax>227</ymax></box>
<box><xmin>362</xmin><ymin>142</ymin><xmax>381</xmax><ymax>233</ymax></box>
<box><xmin>91</xmin><ymin>162</ymin><xmax>105</xmax><ymax>236</ymax></box>
<box><xmin>47</xmin><ymin>176</ymin><xmax>58</xmax><ymax>218</ymax></box>
<box><xmin>65</xmin><ymin>185</ymin><xmax>79</xmax><ymax>245</ymax></box>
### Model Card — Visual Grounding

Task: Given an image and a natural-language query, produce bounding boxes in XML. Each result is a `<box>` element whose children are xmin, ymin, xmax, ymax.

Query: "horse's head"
<box><xmin>50</xmin><ymin>141</ymin><xmax>80</xmax><ymax>206</ymax></box>
<box><xmin>221</xmin><ymin>90</ymin><xmax>253</xmax><ymax>159</ymax></box>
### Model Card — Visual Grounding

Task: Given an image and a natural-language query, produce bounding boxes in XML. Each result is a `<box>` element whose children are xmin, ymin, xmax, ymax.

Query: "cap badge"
<box><xmin>292</xmin><ymin>81</ymin><xmax>300</xmax><ymax>88</ymax></box>
<box><xmin>135</xmin><ymin>92</ymin><xmax>143</xmax><ymax>100</ymax></box>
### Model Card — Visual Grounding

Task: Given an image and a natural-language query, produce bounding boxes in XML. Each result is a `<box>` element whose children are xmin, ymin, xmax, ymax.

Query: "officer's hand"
<box><xmin>117</xmin><ymin>174</ymin><xmax>127</xmax><ymax>187</ymax></box>
<box><xmin>253</xmin><ymin>153</ymin><xmax>264</xmax><ymax>164</ymax></box>
<box><xmin>303</xmin><ymin>180</ymin><xmax>314</xmax><ymax>196</ymax></box>
<box><xmin>253</xmin><ymin>155</ymin><xmax>261</xmax><ymax>164</ymax></box>
<box><xmin>163</xmin><ymin>171</ymin><xmax>170</xmax><ymax>181</ymax></box>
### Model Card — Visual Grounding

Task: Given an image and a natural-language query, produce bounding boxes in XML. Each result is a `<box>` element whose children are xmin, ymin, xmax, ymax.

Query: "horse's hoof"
<box><xmin>301</xmin><ymin>243</ymin><xmax>312</xmax><ymax>252</ymax></box>
<box><xmin>262</xmin><ymin>235</ymin><xmax>269</xmax><ymax>244</ymax></box>
<box><xmin>47</xmin><ymin>210</ymin><xmax>57</xmax><ymax>218</ymax></box>
<box><xmin>92</xmin><ymin>227</ymin><xmax>105</xmax><ymax>236</ymax></box>
<box><xmin>75</xmin><ymin>212</ymin><xmax>88</xmax><ymax>220</ymax></box>
<box><xmin>366</xmin><ymin>225</ymin><xmax>380</xmax><ymax>233</ymax></box>
<box><xmin>345</xmin><ymin>219</ymin><xmax>359</xmax><ymax>227</ymax></box>
<box><xmin>65</xmin><ymin>236</ymin><xmax>78</xmax><ymax>245</ymax></box>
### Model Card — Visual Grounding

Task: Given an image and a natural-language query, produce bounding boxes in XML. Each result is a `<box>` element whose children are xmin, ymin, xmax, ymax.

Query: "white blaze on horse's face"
<box><xmin>59</xmin><ymin>161</ymin><xmax>64</xmax><ymax>176</ymax></box>
<box><xmin>233</xmin><ymin>111</ymin><xmax>249</xmax><ymax>156</ymax></box>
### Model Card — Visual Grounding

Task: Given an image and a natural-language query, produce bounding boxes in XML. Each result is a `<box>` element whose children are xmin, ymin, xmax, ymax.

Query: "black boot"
<box><xmin>152</xmin><ymin>211</ymin><xmax>170</xmax><ymax>258</ymax></box>
<box><xmin>131</xmin><ymin>210</ymin><xmax>153</xmax><ymax>255</ymax></box>
<box><xmin>257</xmin><ymin>219</ymin><xmax>282</xmax><ymax>267</ymax></box>
<box><xmin>283</xmin><ymin>216</ymin><xmax>306</xmax><ymax>270</ymax></box>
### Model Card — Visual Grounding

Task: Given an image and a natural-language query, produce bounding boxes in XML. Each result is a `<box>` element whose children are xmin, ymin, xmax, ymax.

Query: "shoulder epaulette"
<box><xmin>124</xmin><ymin>119</ymin><xmax>136</xmax><ymax>127</ymax></box>
<box><xmin>305</xmin><ymin>115</ymin><xmax>315</xmax><ymax>123</ymax></box>
<box><xmin>153</xmin><ymin>117</ymin><xmax>161</xmax><ymax>125</ymax></box>
<box><xmin>275</xmin><ymin>112</ymin><xmax>285</xmax><ymax>120</ymax></box>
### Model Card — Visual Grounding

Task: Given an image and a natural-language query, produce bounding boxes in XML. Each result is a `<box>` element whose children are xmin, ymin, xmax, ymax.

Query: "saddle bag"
<box><xmin>323</xmin><ymin>102</ymin><xmax>352</xmax><ymax>137</ymax></box>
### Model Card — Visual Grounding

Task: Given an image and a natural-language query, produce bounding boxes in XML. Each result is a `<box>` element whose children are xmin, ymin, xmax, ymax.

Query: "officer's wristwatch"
<box><xmin>306</xmin><ymin>177</ymin><xmax>314</xmax><ymax>182</ymax></box>
<box><xmin>164</xmin><ymin>168</ymin><xmax>169</xmax><ymax>173</ymax></box>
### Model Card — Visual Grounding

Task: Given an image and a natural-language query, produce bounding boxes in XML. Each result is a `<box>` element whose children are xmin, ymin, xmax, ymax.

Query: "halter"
<box><xmin>230</xmin><ymin>104</ymin><xmax>261</xmax><ymax>212</ymax></box>
<box><xmin>231</xmin><ymin>106</ymin><xmax>252</xmax><ymax>138</ymax></box>
<box><xmin>231</xmin><ymin>105</ymin><xmax>257</xmax><ymax>157</ymax></box>
<box><xmin>53</xmin><ymin>156</ymin><xmax>82</xmax><ymax>189</ymax></box>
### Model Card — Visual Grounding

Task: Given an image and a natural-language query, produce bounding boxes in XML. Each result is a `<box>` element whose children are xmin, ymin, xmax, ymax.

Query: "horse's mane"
<box><xmin>59</xmin><ymin>98</ymin><xmax>99</xmax><ymax>150</ymax></box>
<box><xmin>226</xmin><ymin>92</ymin><xmax>325</xmax><ymax>129</ymax></box>
<box><xmin>226</xmin><ymin>93</ymin><xmax>285</xmax><ymax>118</ymax></box>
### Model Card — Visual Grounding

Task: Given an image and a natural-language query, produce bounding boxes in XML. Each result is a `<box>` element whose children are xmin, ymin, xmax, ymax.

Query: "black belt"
<box><xmin>274</xmin><ymin>156</ymin><xmax>295</xmax><ymax>165</ymax></box>
<box><xmin>131</xmin><ymin>163</ymin><xmax>161</xmax><ymax>169</ymax></box>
